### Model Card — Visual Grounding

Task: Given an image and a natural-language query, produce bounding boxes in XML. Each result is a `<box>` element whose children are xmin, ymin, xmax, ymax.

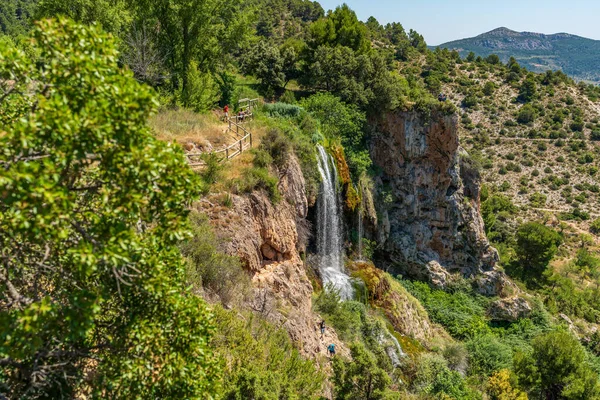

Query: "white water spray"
<box><xmin>357</xmin><ymin>184</ymin><xmax>364</xmax><ymax>261</ymax></box>
<box><xmin>316</xmin><ymin>145</ymin><xmax>354</xmax><ymax>300</ymax></box>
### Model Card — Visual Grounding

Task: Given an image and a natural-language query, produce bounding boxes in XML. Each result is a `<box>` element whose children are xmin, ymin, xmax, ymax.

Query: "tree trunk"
<box><xmin>181</xmin><ymin>16</ymin><xmax>191</xmax><ymax>99</ymax></box>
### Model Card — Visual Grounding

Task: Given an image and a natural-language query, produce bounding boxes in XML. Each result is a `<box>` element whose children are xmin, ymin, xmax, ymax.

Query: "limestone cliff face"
<box><xmin>197</xmin><ymin>154</ymin><xmax>349</xmax><ymax>360</ymax></box>
<box><xmin>369</xmin><ymin>110</ymin><xmax>499</xmax><ymax>283</ymax></box>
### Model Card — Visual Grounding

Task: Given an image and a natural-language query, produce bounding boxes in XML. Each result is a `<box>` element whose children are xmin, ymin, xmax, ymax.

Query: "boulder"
<box><xmin>488</xmin><ymin>296</ymin><xmax>532</xmax><ymax>321</ymax></box>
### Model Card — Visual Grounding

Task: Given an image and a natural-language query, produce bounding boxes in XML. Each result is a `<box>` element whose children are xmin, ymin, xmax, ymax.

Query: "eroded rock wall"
<box><xmin>196</xmin><ymin>154</ymin><xmax>349</xmax><ymax>360</ymax></box>
<box><xmin>369</xmin><ymin>110</ymin><xmax>499</xmax><ymax>281</ymax></box>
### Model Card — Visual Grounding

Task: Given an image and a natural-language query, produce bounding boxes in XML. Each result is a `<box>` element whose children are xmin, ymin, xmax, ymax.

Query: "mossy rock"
<box><xmin>348</xmin><ymin>261</ymin><xmax>440</xmax><ymax>344</ymax></box>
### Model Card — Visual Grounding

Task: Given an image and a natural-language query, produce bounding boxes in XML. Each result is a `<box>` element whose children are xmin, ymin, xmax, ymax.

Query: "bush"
<box><xmin>413</xmin><ymin>353</ymin><xmax>481</xmax><ymax>399</ymax></box>
<box><xmin>262</xmin><ymin>102</ymin><xmax>303</xmax><ymax>118</ymax></box>
<box><xmin>517</xmin><ymin>104</ymin><xmax>536</xmax><ymax>124</ymax></box>
<box><xmin>466</xmin><ymin>335</ymin><xmax>513</xmax><ymax>376</ymax></box>
<box><xmin>590</xmin><ymin>219</ymin><xmax>600</xmax><ymax>234</ymax></box>
<box><xmin>181</xmin><ymin>212</ymin><xmax>250</xmax><ymax>305</ymax></box>
<box><xmin>462</xmin><ymin>95</ymin><xmax>478</xmax><ymax>108</ymax></box>
<box><xmin>259</xmin><ymin>128</ymin><xmax>291</xmax><ymax>168</ymax></box>
<box><xmin>239</xmin><ymin>167</ymin><xmax>281</xmax><ymax>203</ymax></box>
<box><xmin>401</xmin><ymin>280</ymin><xmax>490</xmax><ymax>339</ymax></box>
<box><xmin>529</xmin><ymin>193</ymin><xmax>547</xmax><ymax>208</ymax></box>
<box><xmin>212</xmin><ymin>306</ymin><xmax>325</xmax><ymax>398</ymax></box>
<box><xmin>332</xmin><ymin>343</ymin><xmax>393</xmax><ymax>400</ymax></box>
<box><xmin>200</xmin><ymin>153</ymin><xmax>224</xmax><ymax>185</ymax></box>
<box><xmin>487</xmin><ymin>369</ymin><xmax>528</xmax><ymax>400</ymax></box>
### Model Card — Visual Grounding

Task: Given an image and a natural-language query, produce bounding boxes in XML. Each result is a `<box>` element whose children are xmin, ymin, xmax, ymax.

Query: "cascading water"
<box><xmin>381</xmin><ymin>330</ymin><xmax>406</xmax><ymax>368</ymax></box>
<box><xmin>316</xmin><ymin>145</ymin><xmax>354</xmax><ymax>300</ymax></box>
<box><xmin>356</xmin><ymin>184</ymin><xmax>364</xmax><ymax>261</ymax></box>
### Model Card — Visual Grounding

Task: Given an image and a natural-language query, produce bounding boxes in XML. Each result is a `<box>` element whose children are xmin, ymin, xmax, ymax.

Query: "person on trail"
<box><xmin>238</xmin><ymin>109</ymin><xmax>245</xmax><ymax>122</ymax></box>
<box><xmin>327</xmin><ymin>343</ymin><xmax>336</xmax><ymax>357</ymax></box>
<box><xmin>319</xmin><ymin>320</ymin><xmax>326</xmax><ymax>338</ymax></box>
<box><xmin>223</xmin><ymin>104</ymin><xmax>229</xmax><ymax>121</ymax></box>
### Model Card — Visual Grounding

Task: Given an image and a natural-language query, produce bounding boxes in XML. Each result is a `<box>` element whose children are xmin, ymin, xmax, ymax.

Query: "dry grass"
<box><xmin>150</xmin><ymin>108</ymin><xmax>235</xmax><ymax>150</ymax></box>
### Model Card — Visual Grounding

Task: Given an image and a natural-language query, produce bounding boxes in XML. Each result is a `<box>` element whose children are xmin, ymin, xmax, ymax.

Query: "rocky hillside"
<box><xmin>437</xmin><ymin>27</ymin><xmax>600</xmax><ymax>83</ymax></box>
<box><xmin>410</xmin><ymin>51</ymin><xmax>600</xmax><ymax>234</ymax></box>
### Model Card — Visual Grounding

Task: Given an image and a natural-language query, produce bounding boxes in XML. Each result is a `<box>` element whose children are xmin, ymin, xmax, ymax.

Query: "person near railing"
<box><xmin>223</xmin><ymin>104</ymin><xmax>229</xmax><ymax>121</ymax></box>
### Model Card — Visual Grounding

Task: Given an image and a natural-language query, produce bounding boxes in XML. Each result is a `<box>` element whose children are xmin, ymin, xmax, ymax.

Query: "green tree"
<box><xmin>515</xmin><ymin>222</ymin><xmax>562</xmax><ymax>278</ymax></box>
<box><xmin>36</xmin><ymin>0</ymin><xmax>132</xmax><ymax>35</ymax></box>
<box><xmin>242</xmin><ymin>40</ymin><xmax>286</xmax><ymax>97</ymax></box>
<box><xmin>309</xmin><ymin>4</ymin><xmax>369</xmax><ymax>53</ymax></box>
<box><xmin>483</xmin><ymin>81</ymin><xmax>496</xmax><ymax>96</ymax></box>
<box><xmin>133</xmin><ymin>0</ymin><xmax>251</xmax><ymax>102</ymax></box>
<box><xmin>0</xmin><ymin>19</ymin><xmax>219</xmax><ymax>398</ymax></box>
<box><xmin>413</xmin><ymin>353</ymin><xmax>481</xmax><ymax>399</ymax></box>
<box><xmin>517</xmin><ymin>104</ymin><xmax>537</xmax><ymax>124</ymax></box>
<box><xmin>332</xmin><ymin>343</ymin><xmax>394</xmax><ymax>400</ymax></box>
<box><xmin>486</xmin><ymin>54</ymin><xmax>501</xmax><ymax>65</ymax></box>
<box><xmin>517</xmin><ymin>74</ymin><xmax>537</xmax><ymax>103</ymax></box>
<box><xmin>514</xmin><ymin>330</ymin><xmax>600</xmax><ymax>399</ymax></box>
<box><xmin>0</xmin><ymin>0</ymin><xmax>36</xmax><ymax>37</ymax></box>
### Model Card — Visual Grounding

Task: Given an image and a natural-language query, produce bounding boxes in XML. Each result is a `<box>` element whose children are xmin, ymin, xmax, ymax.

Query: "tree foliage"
<box><xmin>132</xmin><ymin>0</ymin><xmax>252</xmax><ymax>103</ymax></box>
<box><xmin>515</xmin><ymin>222</ymin><xmax>562</xmax><ymax>277</ymax></box>
<box><xmin>332</xmin><ymin>343</ymin><xmax>394</xmax><ymax>400</ymax></box>
<box><xmin>514</xmin><ymin>330</ymin><xmax>600</xmax><ymax>399</ymax></box>
<box><xmin>0</xmin><ymin>19</ymin><xmax>219</xmax><ymax>398</ymax></box>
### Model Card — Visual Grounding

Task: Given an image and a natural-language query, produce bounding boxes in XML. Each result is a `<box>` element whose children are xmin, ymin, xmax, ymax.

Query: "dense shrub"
<box><xmin>466</xmin><ymin>335</ymin><xmax>513</xmax><ymax>376</ymax></box>
<box><xmin>412</xmin><ymin>354</ymin><xmax>481</xmax><ymax>399</ymax></box>
<box><xmin>401</xmin><ymin>280</ymin><xmax>490</xmax><ymax>339</ymax></box>
<box><xmin>590</xmin><ymin>219</ymin><xmax>600</xmax><ymax>234</ymax></box>
<box><xmin>212</xmin><ymin>306</ymin><xmax>325</xmax><ymax>398</ymax></box>
<box><xmin>262</xmin><ymin>102</ymin><xmax>303</xmax><ymax>118</ymax></box>
<box><xmin>181</xmin><ymin>212</ymin><xmax>250</xmax><ymax>306</ymax></box>
<box><xmin>517</xmin><ymin>104</ymin><xmax>536</xmax><ymax>124</ymax></box>
<box><xmin>514</xmin><ymin>330</ymin><xmax>600</xmax><ymax>399</ymax></box>
<box><xmin>238</xmin><ymin>167</ymin><xmax>281</xmax><ymax>202</ymax></box>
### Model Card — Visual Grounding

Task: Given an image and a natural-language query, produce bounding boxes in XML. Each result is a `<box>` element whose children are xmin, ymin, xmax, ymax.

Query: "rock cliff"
<box><xmin>368</xmin><ymin>110</ymin><xmax>500</xmax><ymax>284</ymax></box>
<box><xmin>196</xmin><ymin>154</ymin><xmax>349</xmax><ymax>360</ymax></box>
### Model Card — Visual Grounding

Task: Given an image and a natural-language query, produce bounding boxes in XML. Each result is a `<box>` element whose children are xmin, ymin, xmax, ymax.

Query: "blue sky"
<box><xmin>317</xmin><ymin>0</ymin><xmax>600</xmax><ymax>45</ymax></box>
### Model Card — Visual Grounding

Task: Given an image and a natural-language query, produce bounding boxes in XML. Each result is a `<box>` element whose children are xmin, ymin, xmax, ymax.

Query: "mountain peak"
<box><xmin>483</xmin><ymin>27</ymin><xmax>519</xmax><ymax>36</ymax></box>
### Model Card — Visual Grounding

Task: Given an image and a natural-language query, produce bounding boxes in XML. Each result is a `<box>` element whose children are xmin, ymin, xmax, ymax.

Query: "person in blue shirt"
<box><xmin>327</xmin><ymin>343</ymin><xmax>336</xmax><ymax>357</ymax></box>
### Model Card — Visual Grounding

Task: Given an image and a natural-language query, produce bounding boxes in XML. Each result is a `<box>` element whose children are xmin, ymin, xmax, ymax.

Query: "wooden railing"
<box><xmin>187</xmin><ymin>119</ymin><xmax>253</xmax><ymax>167</ymax></box>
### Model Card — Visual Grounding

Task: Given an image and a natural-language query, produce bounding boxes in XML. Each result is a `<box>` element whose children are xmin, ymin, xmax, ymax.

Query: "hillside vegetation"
<box><xmin>3</xmin><ymin>1</ymin><xmax>600</xmax><ymax>400</ymax></box>
<box><xmin>437</xmin><ymin>27</ymin><xmax>600</xmax><ymax>84</ymax></box>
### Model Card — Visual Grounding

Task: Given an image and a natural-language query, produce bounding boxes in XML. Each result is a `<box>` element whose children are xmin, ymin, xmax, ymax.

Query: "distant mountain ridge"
<box><xmin>436</xmin><ymin>27</ymin><xmax>600</xmax><ymax>84</ymax></box>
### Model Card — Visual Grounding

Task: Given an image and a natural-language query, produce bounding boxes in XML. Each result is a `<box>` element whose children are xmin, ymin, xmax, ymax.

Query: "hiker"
<box><xmin>238</xmin><ymin>110</ymin><xmax>245</xmax><ymax>122</ymax></box>
<box><xmin>327</xmin><ymin>343</ymin><xmax>336</xmax><ymax>357</ymax></box>
<box><xmin>319</xmin><ymin>320</ymin><xmax>326</xmax><ymax>338</ymax></box>
<box><xmin>223</xmin><ymin>104</ymin><xmax>229</xmax><ymax>121</ymax></box>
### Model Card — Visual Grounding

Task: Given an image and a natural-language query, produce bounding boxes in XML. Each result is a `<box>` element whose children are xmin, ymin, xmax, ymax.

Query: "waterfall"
<box><xmin>357</xmin><ymin>184</ymin><xmax>364</xmax><ymax>260</ymax></box>
<box><xmin>316</xmin><ymin>145</ymin><xmax>354</xmax><ymax>300</ymax></box>
<box><xmin>378</xmin><ymin>329</ymin><xmax>406</xmax><ymax>368</ymax></box>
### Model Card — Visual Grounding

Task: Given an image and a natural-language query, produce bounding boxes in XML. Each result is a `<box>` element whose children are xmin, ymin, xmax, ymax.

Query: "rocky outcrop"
<box><xmin>196</xmin><ymin>154</ymin><xmax>348</xmax><ymax>359</ymax></box>
<box><xmin>369</xmin><ymin>110</ymin><xmax>499</xmax><ymax>283</ymax></box>
<box><xmin>488</xmin><ymin>297</ymin><xmax>532</xmax><ymax>322</ymax></box>
<box><xmin>349</xmin><ymin>261</ymin><xmax>445</xmax><ymax>344</ymax></box>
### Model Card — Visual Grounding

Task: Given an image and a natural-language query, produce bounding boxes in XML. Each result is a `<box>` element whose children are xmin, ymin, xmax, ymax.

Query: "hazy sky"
<box><xmin>317</xmin><ymin>0</ymin><xmax>600</xmax><ymax>45</ymax></box>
